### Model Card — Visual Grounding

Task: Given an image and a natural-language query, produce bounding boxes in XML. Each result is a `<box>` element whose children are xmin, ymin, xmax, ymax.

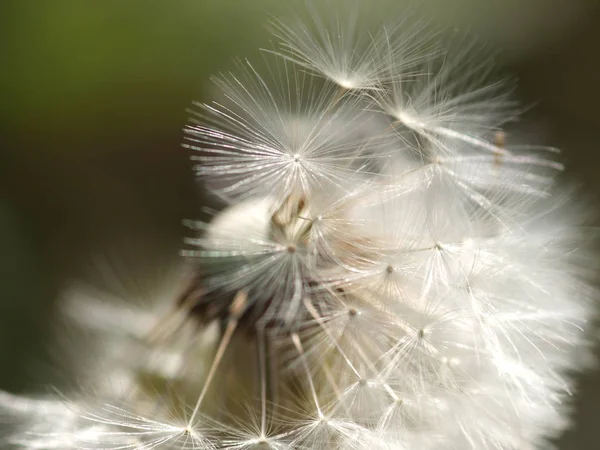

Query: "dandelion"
<box><xmin>184</xmin><ymin>60</ymin><xmax>382</xmax><ymax>202</ymax></box>
<box><xmin>267</xmin><ymin>1</ymin><xmax>436</xmax><ymax>91</ymax></box>
<box><xmin>1</xmin><ymin>1</ymin><xmax>597</xmax><ymax>449</ymax></box>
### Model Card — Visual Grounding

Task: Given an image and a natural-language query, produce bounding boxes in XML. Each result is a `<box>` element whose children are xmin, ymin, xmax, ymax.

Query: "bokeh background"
<box><xmin>1</xmin><ymin>1</ymin><xmax>599</xmax><ymax>448</ymax></box>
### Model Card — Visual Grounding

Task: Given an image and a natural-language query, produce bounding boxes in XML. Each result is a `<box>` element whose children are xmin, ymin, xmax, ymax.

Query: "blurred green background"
<box><xmin>1</xmin><ymin>1</ymin><xmax>600</xmax><ymax>448</ymax></box>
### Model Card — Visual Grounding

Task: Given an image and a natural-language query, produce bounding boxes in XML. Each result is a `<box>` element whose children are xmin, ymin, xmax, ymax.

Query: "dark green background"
<box><xmin>1</xmin><ymin>1</ymin><xmax>599</xmax><ymax>448</ymax></box>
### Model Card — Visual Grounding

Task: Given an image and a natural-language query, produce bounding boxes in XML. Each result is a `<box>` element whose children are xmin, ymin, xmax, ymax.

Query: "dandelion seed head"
<box><xmin>2</xmin><ymin>2</ymin><xmax>597</xmax><ymax>450</ymax></box>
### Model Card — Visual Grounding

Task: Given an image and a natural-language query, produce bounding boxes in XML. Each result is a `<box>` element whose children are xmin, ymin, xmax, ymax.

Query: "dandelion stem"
<box><xmin>493</xmin><ymin>130</ymin><xmax>506</xmax><ymax>167</ymax></box>
<box><xmin>256</xmin><ymin>326</ymin><xmax>268</xmax><ymax>438</ymax></box>
<box><xmin>291</xmin><ymin>332</ymin><xmax>323</xmax><ymax>417</ymax></box>
<box><xmin>146</xmin><ymin>285</ymin><xmax>201</xmax><ymax>344</ymax></box>
<box><xmin>302</xmin><ymin>297</ymin><xmax>362</xmax><ymax>379</ymax></box>
<box><xmin>303</xmin><ymin>297</ymin><xmax>400</xmax><ymax>403</ymax></box>
<box><xmin>187</xmin><ymin>290</ymin><xmax>247</xmax><ymax>427</ymax></box>
<box><xmin>325</xmin><ymin>85</ymin><xmax>348</xmax><ymax>113</ymax></box>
